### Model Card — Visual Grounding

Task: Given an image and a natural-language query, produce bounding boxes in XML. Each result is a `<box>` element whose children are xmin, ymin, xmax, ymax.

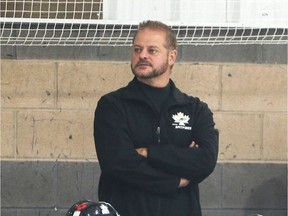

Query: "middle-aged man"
<box><xmin>94</xmin><ymin>20</ymin><xmax>219</xmax><ymax>216</ymax></box>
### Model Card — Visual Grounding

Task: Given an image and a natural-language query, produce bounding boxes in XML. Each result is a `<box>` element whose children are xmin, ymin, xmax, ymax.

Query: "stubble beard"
<box><xmin>131</xmin><ymin>60</ymin><xmax>169</xmax><ymax>80</ymax></box>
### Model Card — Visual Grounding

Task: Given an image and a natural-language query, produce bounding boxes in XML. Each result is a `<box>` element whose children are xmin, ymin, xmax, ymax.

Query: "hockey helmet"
<box><xmin>66</xmin><ymin>200</ymin><xmax>120</xmax><ymax>216</ymax></box>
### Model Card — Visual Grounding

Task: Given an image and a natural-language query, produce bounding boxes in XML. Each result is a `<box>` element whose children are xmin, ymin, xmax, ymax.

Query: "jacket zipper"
<box><xmin>156</xmin><ymin>126</ymin><xmax>161</xmax><ymax>144</ymax></box>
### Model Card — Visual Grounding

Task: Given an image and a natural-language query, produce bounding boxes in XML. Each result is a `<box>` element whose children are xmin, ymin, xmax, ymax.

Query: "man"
<box><xmin>94</xmin><ymin>20</ymin><xmax>219</xmax><ymax>216</ymax></box>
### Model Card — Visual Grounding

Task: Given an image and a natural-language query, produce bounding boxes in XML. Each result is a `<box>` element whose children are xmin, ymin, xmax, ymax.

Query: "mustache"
<box><xmin>135</xmin><ymin>60</ymin><xmax>152</xmax><ymax>67</ymax></box>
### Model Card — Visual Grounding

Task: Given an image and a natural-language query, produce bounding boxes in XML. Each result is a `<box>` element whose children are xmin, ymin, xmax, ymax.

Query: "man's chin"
<box><xmin>133</xmin><ymin>70</ymin><xmax>152</xmax><ymax>78</ymax></box>
<box><xmin>136</xmin><ymin>73</ymin><xmax>160</xmax><ymax>80</ymax></box>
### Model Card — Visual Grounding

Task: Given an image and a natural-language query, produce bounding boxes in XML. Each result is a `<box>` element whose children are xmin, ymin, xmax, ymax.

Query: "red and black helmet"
<box><xmin>66</xmin><ymin>200</ymin><xmax>120</xmax><ymax>216</ymax></box>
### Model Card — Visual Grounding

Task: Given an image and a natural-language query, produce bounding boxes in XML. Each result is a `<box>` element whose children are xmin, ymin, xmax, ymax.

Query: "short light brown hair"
<box><xmin>133</xmin><ymin>20</ymin><xmax>177</xmax><ymax>50</ymax></box>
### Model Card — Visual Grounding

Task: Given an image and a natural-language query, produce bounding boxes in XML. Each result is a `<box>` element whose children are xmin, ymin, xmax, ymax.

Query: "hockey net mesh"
<box><xmin>1</xmin><ymin>0</ymin><xmax>287</xmax><ymax>46</ymax></box>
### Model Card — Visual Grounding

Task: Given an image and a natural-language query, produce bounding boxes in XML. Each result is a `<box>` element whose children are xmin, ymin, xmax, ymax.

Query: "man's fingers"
<box><xmin>135</xmin><ymin>147</ymin><xmax>148</xmax><ymax>158</ymax></box>
<box><xmin>189</xmin><ymin>141</ymin><xmax>199</xmax><ymax>148</ymax></box>
<box><xmin>189</xmin><ymin>141</ymin><xmax>195</xmax><ymax>147</ymax></box>
<box><xmin>179</xmin><ymin>178</ymin><xmax>190</xmax><ymax>188</ymax></box>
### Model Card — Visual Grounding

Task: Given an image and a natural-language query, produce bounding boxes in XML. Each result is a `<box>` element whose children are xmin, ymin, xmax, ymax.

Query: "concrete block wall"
<box><xmin>1</xmin><ymin>55</ymin><xmax>287</xmax><ymax>215</ymax></box>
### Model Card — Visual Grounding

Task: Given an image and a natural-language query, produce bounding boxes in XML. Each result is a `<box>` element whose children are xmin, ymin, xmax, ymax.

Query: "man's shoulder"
<box><xmin>102</xmin><ymin>78</ymin><xmax>141</xmax><ymax>101</ymax></box>
<box><xmin>177</xmin><ymin>91</ymin><xmax>212</xmax><ymax>112</ymax></box>
<box><xmin>100</xmin><ymin>86</ymin><xmax>126</xmax><ymax>100</ymax></box>
<box><xmin>99</xmin><ymin>80</ymin><xmax>137</xmax><ymax>105</ymax></box>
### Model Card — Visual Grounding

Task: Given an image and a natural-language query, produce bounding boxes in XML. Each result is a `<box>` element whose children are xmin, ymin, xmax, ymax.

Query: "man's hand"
<box><xmin>135</xmin><ymin>147</ymin><xmax>148</xmax><ymax>158</ymax></box>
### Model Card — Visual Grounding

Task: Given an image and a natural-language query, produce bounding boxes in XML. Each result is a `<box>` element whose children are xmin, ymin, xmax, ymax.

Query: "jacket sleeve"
<box><xmin>147</xmin><ymin>102</ymin><xmax>219</xmax><ymax>184</ymax></box>
<box><xmin>94</xmin><ymin>95</ymin><xmax>180</xmax><ymax>196</ymax></box>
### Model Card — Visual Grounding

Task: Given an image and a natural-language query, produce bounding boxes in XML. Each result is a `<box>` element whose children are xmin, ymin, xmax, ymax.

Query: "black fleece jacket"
<box><xmin>94</xmin><ymin>77</ymin><xmax>219</xmax><ymax>216</ymax></box>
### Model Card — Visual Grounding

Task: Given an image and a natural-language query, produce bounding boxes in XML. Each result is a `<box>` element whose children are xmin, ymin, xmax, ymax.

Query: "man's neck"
<box><xmin>136</xmin><ymin>76</ymin><xmax>170</xmax><ymax>88</ymax></box>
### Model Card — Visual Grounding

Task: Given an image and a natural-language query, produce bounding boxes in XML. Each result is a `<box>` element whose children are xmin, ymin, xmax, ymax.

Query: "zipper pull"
<box><xmin>156</xmin><ymin>126</ymin><xmax>161</xmax><ymax>144</ymax></box>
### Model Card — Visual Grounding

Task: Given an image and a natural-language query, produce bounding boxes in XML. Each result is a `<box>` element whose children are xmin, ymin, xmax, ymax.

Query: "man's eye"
<box><xmin>134</xmin><ymin>48</ymin><xmax>142</xmax><ymax>53</ymax></box>
<box><xmin>148</xmin><ymin>49</ymin><xmax>157</xmax><ymax>54</ymax></box>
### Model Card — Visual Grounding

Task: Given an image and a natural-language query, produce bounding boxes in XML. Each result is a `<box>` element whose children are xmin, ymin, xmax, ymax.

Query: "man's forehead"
<box><xmin>133</xmin><ymin>29</ymin><xmax>166</xmax><ymax>47</ymax></box>
<box><xmin>135</xmin><ymin>28</ymin><xmax>166</xmax><ymax>38</ymax></box>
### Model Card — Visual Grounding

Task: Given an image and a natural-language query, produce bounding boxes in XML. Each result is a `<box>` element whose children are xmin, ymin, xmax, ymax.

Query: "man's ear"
<box><xmin>169</xmin><ymin>49</ymin><xmax>177</xmax><ymax>66</ymax></box>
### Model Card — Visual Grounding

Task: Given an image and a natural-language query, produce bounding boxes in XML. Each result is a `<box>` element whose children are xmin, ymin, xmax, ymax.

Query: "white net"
<box><xmin>1</xmin><ymin>0</ymin><xmax>287</xmax><ymax>46</ymax></box>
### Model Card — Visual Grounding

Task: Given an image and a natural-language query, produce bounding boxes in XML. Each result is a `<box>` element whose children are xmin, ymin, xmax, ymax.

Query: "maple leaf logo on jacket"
<box><xmin>172</xmin><ymin>112</ymin><xmax>190</xmax><ymax>126</ymax></box>
<box><xmin>172</xmin><ymin>112</ymin><xmax>192</xmax><ymax>130</ymax></box>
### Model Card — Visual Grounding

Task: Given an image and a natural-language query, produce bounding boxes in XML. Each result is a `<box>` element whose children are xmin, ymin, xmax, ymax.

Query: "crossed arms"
<box><xmin>136</xmin><ymin>141</ymin><xmax>199</xmax><ymax>188</ymax></box>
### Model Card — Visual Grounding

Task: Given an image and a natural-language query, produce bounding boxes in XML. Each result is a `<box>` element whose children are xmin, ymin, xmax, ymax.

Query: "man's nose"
<box><xmin>139</xmin><ymin>49</ymin><xmax>148</xmax><ymax>59</ymax></box>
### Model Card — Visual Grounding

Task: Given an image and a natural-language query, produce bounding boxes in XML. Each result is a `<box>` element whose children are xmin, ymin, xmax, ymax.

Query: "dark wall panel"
<box><xmin>1</xmin><ymin>161</ymin><xmax>287</xmax><ymax>216</ymax></box>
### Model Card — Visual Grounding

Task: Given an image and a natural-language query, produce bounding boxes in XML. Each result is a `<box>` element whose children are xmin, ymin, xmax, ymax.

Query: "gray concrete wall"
<box><xmin>1</xmin><ymin>161</ymin><xmax>287</xmax><ymax>216</ymax></box>
<box><xmin>1</xmin><ymin>44</ymin><xmax>287</xmax><ymax>64</ymax></box>
<box><xmin>1</xmin><ymin>44</ymin><xmax>287</xmax><ymax>216</ymax></box>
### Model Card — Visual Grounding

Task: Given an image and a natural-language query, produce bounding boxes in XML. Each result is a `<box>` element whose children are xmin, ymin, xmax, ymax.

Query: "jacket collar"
<box><xmin>120</xmin><ymin>77</ymin><xmax>191</xmax><ymax>106</ymax></box>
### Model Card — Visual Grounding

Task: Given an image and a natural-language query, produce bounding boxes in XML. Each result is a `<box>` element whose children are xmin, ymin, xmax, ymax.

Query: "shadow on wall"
<box><xmin>245</xmin><ymin>177</ymin><xmax>287</xmax><ymax>216</ymax></box>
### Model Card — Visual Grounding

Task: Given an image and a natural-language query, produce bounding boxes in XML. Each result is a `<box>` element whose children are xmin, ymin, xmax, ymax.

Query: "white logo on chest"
<box><xmin>172</xmin><ymin>112</ymin><xmax>192</xmax><ymax>130</ymax></box>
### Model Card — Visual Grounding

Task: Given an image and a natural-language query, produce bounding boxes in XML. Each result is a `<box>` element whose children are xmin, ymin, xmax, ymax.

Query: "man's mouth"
<box><xmin>136</xmin><ymin>62</ymin><xmax>152</xmax><ymax>67</ymax></box>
